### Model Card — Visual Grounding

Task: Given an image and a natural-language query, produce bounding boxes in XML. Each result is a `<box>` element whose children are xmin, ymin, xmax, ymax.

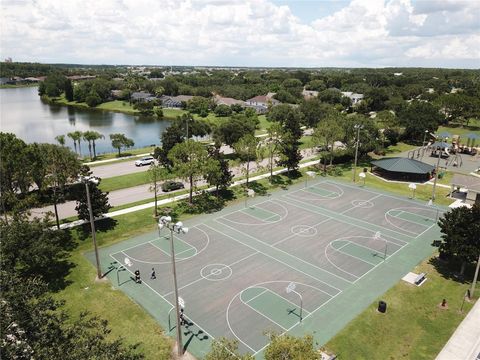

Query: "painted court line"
<box><xmin>211</xmin><ymin>220</ymin><xmax>349</xmax><ymax>291</ymax></box>
<box><xmin>163</xmin><ymin>251</ymin><xmax>259</xmax><ymax>297</ymax></box>
<box><xmin>253</xmin><ymin>288</ymin><xmax>342</xmax><ymax>356</ymax></box>
<box><xmin>148</xmin><ymin>240</ymin><xmax>172</xmax><ymax>257</ymax></box>
<box><xmin>204</xmin><ymin>223</ymin><xmax>342</xmax><ymax>295</ymax></box>
<box><xmin>108</xmin><ymin>253</ymin><xmax>222</xmax><ymax>352</ymax></box>
<box><xmin>244</xmin><ymin>286</ymin><xmax>312</xmax><ymax>316</ymax></box>
<box><xmin>334</xmin><ymin>243</ymin><xmax>381</xmax><ymax>267</ymax></box>
<box><xmin>271</xmin><ymin>217</ymin><xmax>331</xmax><ymax>247</ymax></box>
<box><xmin>341</xmin><ymin>194</ymin><xmax>383</xmax><ymax>214</ymax></box>
<box><xmin>324</xmin><ymin>244</ymin><xmax>361</xmax><ymax>280</ymax></box>
<box><xmin>392</xmin><ymin>210</ymin><xmax>434</xmax><ymax>227</ymax></box>
<box><xmin>415</xmin><ymin>221</ymin><xmax>438</xmax><ymax>239</ymax></box>
<box><xmin>243</xmin><ymin>288</ymin><xmax>269</xmax><ymax>304</ymax></box>
<box><xmin>220</xmin><ymin>200</ymin><xmax>288</xmax><ymax>226</ymax></box>
<box><xmin>279</xmin><ymin>196</ymin><xmax>415</xmax><ymax>241</ymax></box>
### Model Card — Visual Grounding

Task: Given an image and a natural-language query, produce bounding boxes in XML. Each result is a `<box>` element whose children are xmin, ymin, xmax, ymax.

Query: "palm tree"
<box><xmin>67</xmin><ymin>131</ymin><xmax>80</xmax><ymax>154</ymax></box>
<box><xmin>90</xmin><ymin>131</ymin><xmax>105</xmax><ymax>159</ymax></box>
<box><xmin>83</xmin><ymin>131</ymin><xmax>94</xmax><ymax>160</ymax></box>
<box><xmin>55</xmin><ymin>135</ymin><xmax>66</xmax><ymax>146</ymax></box>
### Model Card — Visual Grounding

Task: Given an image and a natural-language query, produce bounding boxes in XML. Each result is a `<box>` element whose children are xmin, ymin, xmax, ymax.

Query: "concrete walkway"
<box><xmin>436</xmin><ymin>298</ymin><xmax>480</xmax><ymax>360</ymax></box>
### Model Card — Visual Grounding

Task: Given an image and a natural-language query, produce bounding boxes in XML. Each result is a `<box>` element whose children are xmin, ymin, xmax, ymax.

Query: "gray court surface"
<box><xmin>88</xmin><ymin>179</ymin><xmax>444</xmax><ymax>358</ymax></box>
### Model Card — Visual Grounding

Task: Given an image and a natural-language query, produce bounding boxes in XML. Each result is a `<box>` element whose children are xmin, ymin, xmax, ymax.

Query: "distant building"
<box><xmin>160</xmin><ymin>95</ymin><xmax>195</xmax><ymax>108</ymax></box>
<box><xmin>245</xmin><ymin>93</ymin><xmax>280</xmax><ymax>113</ymax></box>
<box><xmin>341</xmin><ymin>91</ymin><xmax>364</xmax><ymax>105</ymax></box>
<box><xmin>131</xmin><ymin>91</ymin><xmax>155</xmax><ymax>102</ymax></box>
<box><xmin>302</xmin><ymin>89</ymin><xmax>319</xmax><ymax>99</ymax></box>
<box><xmin>213</xmin><ymin>94</ymin><xmax>245</xmax><ymax>106</ymax></box>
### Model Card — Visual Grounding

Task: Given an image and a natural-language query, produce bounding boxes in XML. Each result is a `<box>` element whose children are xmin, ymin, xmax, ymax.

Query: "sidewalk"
<box><xmin>435</xmin><ymin>297</ymin><xmax>480</xmax><ymax>360</ymax></box>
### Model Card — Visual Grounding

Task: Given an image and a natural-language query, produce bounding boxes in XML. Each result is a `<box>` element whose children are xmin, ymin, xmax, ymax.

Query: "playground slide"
<box><xmin>445</xmin><ymin>147</ymin><xmax>450</xmax><ymax>156</ymax></box>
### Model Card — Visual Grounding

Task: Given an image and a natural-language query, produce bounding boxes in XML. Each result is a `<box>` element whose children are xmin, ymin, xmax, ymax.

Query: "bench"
<box><xmin>415</xmin><ymin>272</ymin><xmax>426</xmax><ymax>285</ymax></box>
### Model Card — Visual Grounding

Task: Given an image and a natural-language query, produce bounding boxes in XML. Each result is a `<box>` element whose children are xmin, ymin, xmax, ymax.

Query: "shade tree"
<box><xmin>109</xmin><ymin>133</ymin><xmax>134</xmax><ymax>157</ymax></box>
<box><xmin>168</xmin><ymin>139</ymin><xmax>211</xmax><ymax>204</ymax></box>
<box><xmin>436</xmin><ymin>204</ymin><xmax>480</xmax><ymax>275</ymax></box>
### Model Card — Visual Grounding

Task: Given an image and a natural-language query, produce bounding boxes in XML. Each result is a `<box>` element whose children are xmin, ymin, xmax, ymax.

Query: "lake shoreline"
<box><xmin>41</xmin><ymin>95</ymin><xmax>184</xmax><ymax>119</ymax></box>
<box><xmin>1</xmin><ymin>87</ymin><xmax>173</xmax><ymax>153</ymax></box>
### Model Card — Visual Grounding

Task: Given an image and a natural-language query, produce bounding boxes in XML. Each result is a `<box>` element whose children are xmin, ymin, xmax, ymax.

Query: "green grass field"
<box><xmin>96</xmin><ymin>100</ymin><xmax>139</xmax><ymax>114</ymax></box>
<box><xmin>56</xmin><ymin>209</ymin><xmax>173</xmax><ymax>360</ymax></box>
<box><xmin>326</xmin><ymin>255</ymin><xmax>476</xmax><ymax>360</ymax></box>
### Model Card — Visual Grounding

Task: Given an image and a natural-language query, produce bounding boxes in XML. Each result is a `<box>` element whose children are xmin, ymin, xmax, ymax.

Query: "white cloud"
<box><xmin>0</xmin><ymin>0</ymin><xmax>478</xmax><ymax>68</ymax></box>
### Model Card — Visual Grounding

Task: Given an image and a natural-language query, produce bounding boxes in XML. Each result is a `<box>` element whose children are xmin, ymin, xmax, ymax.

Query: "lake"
<box><xmin>0</xmin><ymin>86</ymin><xmax>172</xmax><ymax>154</ymax></box>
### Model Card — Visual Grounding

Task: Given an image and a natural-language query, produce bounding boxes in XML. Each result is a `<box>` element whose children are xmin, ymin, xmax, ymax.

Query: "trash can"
<box><xmin>378</xmin><ymin>300</ymin><xmax>387</xmax><ymax>313</ymax></box>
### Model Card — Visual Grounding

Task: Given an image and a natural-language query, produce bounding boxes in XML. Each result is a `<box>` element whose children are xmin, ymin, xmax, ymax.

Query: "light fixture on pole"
<box><xmin>80</xmin><ymin>176</ymin><xmax>102</xmax><ymax>279</ymax></box>
<box><xmin>158</xmin><ymin>216</ymin><xmax>189</xmax><ymax>356</ymax></box>
<box><xmin>353</xmin><ymin>124</ymin><xmax>364</xmax><ymax>183</ymax></box>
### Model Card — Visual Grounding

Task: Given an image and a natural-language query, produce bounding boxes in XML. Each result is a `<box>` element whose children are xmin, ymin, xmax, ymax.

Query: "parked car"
<box><xmin>135</xmin><ymin>156</ymin><xmax>155</xmax><ymax>166</ymax></box>
<box><xmin>161</xmin><ymin>180</ymin><xmax>185</xmax><ymax>192</ymax></box>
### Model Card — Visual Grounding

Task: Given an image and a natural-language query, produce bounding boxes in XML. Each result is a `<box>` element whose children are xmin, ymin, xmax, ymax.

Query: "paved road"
<box><xmin>91</xmin><ymin>145</ymin><xmax>235</xmax><ymax>179</ymax></box>
<box><xmin>30</xmin><ymin>148</ymin><xmax>317</xmax><ymax>220</ymax></box>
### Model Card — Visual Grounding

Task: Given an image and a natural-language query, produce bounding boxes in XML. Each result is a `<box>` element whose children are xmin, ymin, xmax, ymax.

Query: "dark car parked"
<box><xmin>161</xmin><ymin>180</ymin><xmax>185</xmax><ymax>192</ymax></box>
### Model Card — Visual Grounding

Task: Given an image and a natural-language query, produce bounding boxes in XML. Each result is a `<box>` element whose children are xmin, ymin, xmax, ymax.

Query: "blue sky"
<box><xmin>1</xmin><ymin>0</ymin><xmax>479</xmax><ymax>68</ymax></box>
<box><xmin>272</xmin><ymin>0</ymin><xmax>350</xmax><ymax>23</ymax></box>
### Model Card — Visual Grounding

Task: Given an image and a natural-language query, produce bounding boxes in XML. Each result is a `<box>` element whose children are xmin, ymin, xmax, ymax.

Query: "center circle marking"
<box><xmin>351</xmin><ymin>199</ymin><xmax>374</xmax><ymax>208</ymax></box>
<box><xmin>200</xmin><ymin>264</ymin><xmax>233</xmax><ymax>281</ymax></box>
<box><xmin>291</xmin><ymin>225</ymin><xmax>318</xmax><ymax>237</ymax></box>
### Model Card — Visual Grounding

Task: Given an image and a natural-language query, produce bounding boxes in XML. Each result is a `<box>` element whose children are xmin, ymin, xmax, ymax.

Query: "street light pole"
<box><xmin>471</xmin><ymin>253</ymin><xmax>480</xmax><ymax>299</ymax></box>
<box><xmin>421</xmin><ymin>130</ymin><xmax>429</xmax><ymax>160</ymax></box>
<box><xmin>353</xmin><ymin>124</ymin><xmax>363</xmax><ymax>183</ymax></box>
<box><xmin>83</xmin><ymin>177</ymin><xmax>102</xmax><ymax>279</ymax></box>
<box><xmin>431</xmin><ymin>137</ymin><xmax>447</xmax><ymax>201</ymax></box>
<box><xmin>158</xmin><ymin>216</ymin><xmax>188</xmax><ymax>356</ymax></box>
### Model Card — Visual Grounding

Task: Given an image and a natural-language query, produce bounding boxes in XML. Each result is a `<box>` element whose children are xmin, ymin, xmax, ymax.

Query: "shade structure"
<box><xmin>431</xmin><ymin>141</ymin><xmax>451</xmax><ymax>149</ymax></box>
<box><xmin>371</xmin><ymin>157</ymin><xmax>435</xmax><ymax>174</ymax></box>
<box><xmin>466</xmin><ymin>133</ymin><xmax>480</xmax><ymax>140</ymax></box>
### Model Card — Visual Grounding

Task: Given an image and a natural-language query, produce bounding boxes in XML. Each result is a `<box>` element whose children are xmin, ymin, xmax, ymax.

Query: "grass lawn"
<box><xmin>325</xmin><ymin>255</ymin><xmax>476</xmax><ymax>360</ymax></box>
<box><xmin>96</xmin><ymin>100</ymin><xmax>139</xmax><ymax>115</ymax></box>
<box><xmin>161</xmin><ymin>107</ymin><xmax>187</xmax><ymax>119</ymax></box>
<box><xmin>87</xmin><ymin>147</ymin><xmax>156</xmax><ymax>164</ymax></box>
<box><xmin>56</xmin><ymin>209</ymin><xmax>173</xmax><ymax>360</ymax></box>
<box><xmin>384</xmin><ymin>142</ymin><xmax>418</xmax><ymax>156</ymax></box>
<box><xmin>99</xmin><ymin>171</ymin><xmax>150</xmax><ymax>192</ymax></box>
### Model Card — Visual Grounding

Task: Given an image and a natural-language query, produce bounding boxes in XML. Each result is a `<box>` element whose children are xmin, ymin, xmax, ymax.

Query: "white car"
<box><xmin>135</xmin><ymin>156</ymin><xmax>155</xmax><ymax>166</ymax></box>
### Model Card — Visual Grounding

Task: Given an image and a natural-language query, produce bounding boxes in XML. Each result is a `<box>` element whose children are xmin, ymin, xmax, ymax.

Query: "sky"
<box><xmin>1</xmin><ymin>0</ymin><xmax>479</xmax><ymax>68</ymax></box>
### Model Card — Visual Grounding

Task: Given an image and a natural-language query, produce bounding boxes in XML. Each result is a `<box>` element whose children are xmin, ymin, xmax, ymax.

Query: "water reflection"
<box><xmin>1</xmin><ymin>87</ymin><xmax>171</xmax><ymax>154</ymax></box>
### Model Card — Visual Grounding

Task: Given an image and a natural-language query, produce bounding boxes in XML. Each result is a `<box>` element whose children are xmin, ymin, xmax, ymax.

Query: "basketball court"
<box><xmin>88</xmin><ymin>179</ymin><xmax>443</xmax><ymax>358</ymax></box>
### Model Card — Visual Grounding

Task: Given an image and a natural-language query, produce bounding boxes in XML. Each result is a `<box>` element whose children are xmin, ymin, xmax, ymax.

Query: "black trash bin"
<box><xmin>378</xmin><ymin>300</ymin><xmax>387</xmax><ymax>313</ymax></box>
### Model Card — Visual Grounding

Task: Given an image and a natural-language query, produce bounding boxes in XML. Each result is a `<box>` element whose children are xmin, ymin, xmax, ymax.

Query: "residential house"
<box><xmin>341</xmin><ymin>91</ymin><xmax>364</xmax><ymax>105</ymax></box>
<box><xmin>213</xmin><ymin>94</ymin><xmax>245</xmax><ymax>107</ymax></box>
<box><xmin>160</xmin><ymin>95</ymin><xmax>195</xmax><ymax>108</ymax></box>
<box><xmin>245</xmin><ymin>94</ymin><xmax>281</xmax><ymax>113</ymax></box>
<box><xmin>131</xmin><ymin>91</ymin><xmax>156</xmax><ymax>102</ymax></box>
<box><xmin>302</xmin><ymin>89</ymin><xmax>318</xmax><ymax>99</ymax></box>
